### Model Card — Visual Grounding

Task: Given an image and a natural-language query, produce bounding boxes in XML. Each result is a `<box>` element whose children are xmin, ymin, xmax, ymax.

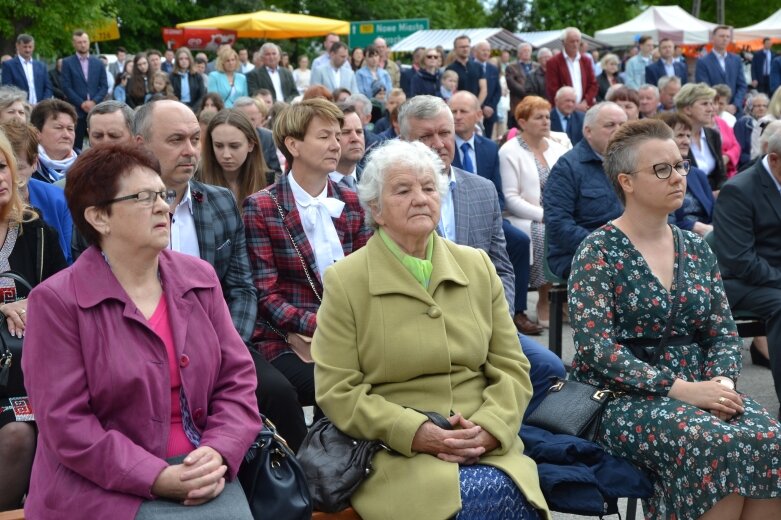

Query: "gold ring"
<box><xmin>18</xmin><ymin>309</ymin><xmax>25</xmax><ymax>315</ymax></box>
<box><xmin>718</xmin><ymin>396</ymin><xmax>726</xmax><ymax>404</ymax></box>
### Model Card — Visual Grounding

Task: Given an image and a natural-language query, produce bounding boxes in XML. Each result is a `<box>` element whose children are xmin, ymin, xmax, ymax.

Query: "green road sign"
<box><xmin>349</xmin><ymin>18</ymin><xmax>429</xmax><ymax>49</ymax></box>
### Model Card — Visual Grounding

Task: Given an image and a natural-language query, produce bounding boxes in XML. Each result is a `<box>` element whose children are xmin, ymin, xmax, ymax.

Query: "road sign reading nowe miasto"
<box><xmin>349</xmin><ymin>18</ymin><xmax>429</xmax><ymax>49</ymax></box>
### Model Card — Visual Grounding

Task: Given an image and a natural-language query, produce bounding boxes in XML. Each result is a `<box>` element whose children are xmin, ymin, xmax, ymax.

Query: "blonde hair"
<box><xmin>272</xmin><ymin>98</ymin><xmax>343</xmax><ymax>172</ymax></box>
<box><xmin>674</xmin><ymin>82</ymin><xmax>717</xmax><ymax>111</ymax></box>
<box><xmin>0</xmin><ymin>131</ymin><xmax>37</xmax><ymax>224</ymax></box>
<box><xmin>216</xmin><ymin>47</ymin><xmax>238</xmax><ymax>72</ymax></box>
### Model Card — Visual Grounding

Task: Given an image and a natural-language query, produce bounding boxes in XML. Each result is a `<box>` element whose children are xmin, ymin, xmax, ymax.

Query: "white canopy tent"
<box><xmin>734</xmin><ymin>8</ymin><xmax>781</xmax><ymax>40</ymax></box>
<box><xmin>594</xmin><ymin>5</ymin><xmax>717</xmax><ymax>47</ymax></box>
<box><xmin>390</xmin><ymin>28</ymin><xmax>523</xmax><ymax>52</ymax></box>
<box><xmin>515</xmin><ymin>31</ymin><xmax>610</xmax><ymax>51</ymax></box>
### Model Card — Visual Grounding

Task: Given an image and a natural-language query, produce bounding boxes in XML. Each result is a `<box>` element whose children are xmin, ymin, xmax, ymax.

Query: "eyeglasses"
<box><xmin>628</xmin><ymin>160</ymin><xmax>690</xmax><ymax>179</ymax></box>
<box><xmin>426</xmin><ymin>55</ymin><xmax>440</xmax><ymax>59</ymax></box>
<box><xmin>103</xmin><ymin>189</ymin><xmax>176</xmax><ymax>207</ymax></box>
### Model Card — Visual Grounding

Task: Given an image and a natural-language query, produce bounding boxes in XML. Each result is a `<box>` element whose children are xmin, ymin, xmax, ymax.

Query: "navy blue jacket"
<box><xmin>771</xmin><ymin>56</ymin><xmax>781</xmax><ymax>100</ymax></box>
<box><xmin>409</xmin><ymin>68</ymin><xmax>441</xmax><ymax>98</ymax></box>
<box><xmin>673</xmin><ymin>165</ymin><xmax>714</xmax><ymax>231</ymax></box>
<box><xmin>521</xmin><ymin>425</ymin><xmax>653</xmax><ymax>516</ymax></box>
<box><xmin>543</xmin><ymin>139</ymin><xmax>623</xmax><ymax>278</ymax></box>
<box><xmin>60</xmin><ymin>54</ymin><xmax>108</xmax><ymax>118</ymax></box>
<box><xmin>645</xmin><ymin>59</ymin><xmax>688</xmax><ymax>86</ymax></box>
<box><xmin>733</xmin><ymin>115</ymin><xmax>754</xmax><ymax>169</ymax></box>
<box><xmin>2</xmin><ymin>56</ymin><xmax>53</xmax><ymax>101</ymax></box>
<box><xmin>549</xmin><ymin>108</ymin><xmax>584</xmax><ymax>145</ymax></box>
<box><xmin>695</xmin><ymin>52</ymin><xmax>747</xmax><ymax>113</ymax></box>
<box><xmin>481</xmin><ymin>61</ymin><xmax>502</xmax><ymax>125</ymax></box>
<box><xmin>751</xmin><ymin>49</ymin><xmax>774</xmax><ymax>83</ymax></box>
<box><xmin>451</xmin><ymin>133</ymin><xmax>505</xmax><ymax>210</ymax></box>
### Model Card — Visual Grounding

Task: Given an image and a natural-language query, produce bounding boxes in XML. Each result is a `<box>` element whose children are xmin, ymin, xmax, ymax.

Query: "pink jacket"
<box><xmin>22</xmin><ymin>247</ymin><xmax>261</xmax><ymax>520</ymax></box>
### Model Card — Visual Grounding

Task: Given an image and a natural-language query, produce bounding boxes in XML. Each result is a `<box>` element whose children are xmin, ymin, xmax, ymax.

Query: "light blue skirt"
<box><xmin>455</xmin><ymin>465</ymin><xmax>541</xmax><ymax>520</ymax></box>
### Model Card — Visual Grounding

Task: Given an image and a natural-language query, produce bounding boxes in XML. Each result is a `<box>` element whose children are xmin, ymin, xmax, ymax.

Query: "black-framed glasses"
<box><xmin>629</xmin><ymin>160</ymin><xmax>690</xmax><ymax>179</ymax></box>
<box><xmin>426</xmin><ymin>55</ymin><xmax>440</xmax><ymax>59</ymax></box>
<box><xmin>103</xmin><ymin>189</ymin><xmax>176</xmax><ymax>207</ymax></box>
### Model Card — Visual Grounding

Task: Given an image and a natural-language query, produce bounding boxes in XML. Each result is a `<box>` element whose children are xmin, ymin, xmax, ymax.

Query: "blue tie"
<box><xmin>460</xmin><ymin>142</ymin><xmax>474</xmax><ymax>173</ymax></box>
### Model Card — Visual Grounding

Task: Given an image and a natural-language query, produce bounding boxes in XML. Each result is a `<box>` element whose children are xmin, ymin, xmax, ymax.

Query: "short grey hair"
<box><xmin>358</xmin><ymin>139</ymin><xmax>447</xmax><ymax>229</ymax></box>
<box><xmin>761</xmin><ymin>121</ymin><xmax>781</xmax><ymax>152</ymax></box>
<box><xmin>584</xmin><ymin>101</ymin><xmax>621</xmax><ymax>129</ymax></box>
<box><xmin>260</xmin><ymin>42</ymin><xmax>280</xmax><ymax>55</ymax></box>
<box><xmin>747</xmin><ymin>93</ymin><xmax>769</xmax><ymax>112</ymax></box>
<box><xmin>555</xmin><ymin>86</ymin><xmax>576</xmax><ymax>101</ymax></box>
<box><xmin>537</xmin><ymin>47</ymin><xmax>552</xmax><ymax>59</ymax></box>
<box><xmin>766</xmin><ymin>130</ymin><xmax>781</xmax><ymax>155</ymax></box>
<box><xmin>87</xmin><ymin>100</ymin><xmax>134</xmax><ymax>133</ymax></box>
<box><xmin>599</xmin><ymin>53</ymin><xmax>619</xmax><ymax>69</ymax></box>
<box><xmin>398</xmin><ymin>95</ymin><xmax>452</xmax><ymax>140</ymax></box>
<box><xmin>133</xmin><ymin>101</ymin><xmax>157</xmax><ymax>140</ymax></box>
<box><xmin>658</xmin><ymin>75</ymin><xmax>682</xmax><ymax>91</ymax></box>
<box><xmin>518</xmin><ymin>42</ymin><xmax>532</xmax><ymax>53</ymax></box>
<box><xmin>232</xmin><ymin>96</ymin><xmax>257</xmax><ymax>110</ymax></box>
<box><xmin>0</xmin><ymin>86</ymin><xmax>27</xmax><ymax>110</ymax></box>
<box><xmin>347</xmin><ymin>93</ymin><xmax>372</xmax><ymax>116</ymax></box>
<box><xmin>16</xmin><ymin>34</ymin><xmax>34</xmax><ymax>45</ymax></box>
<box><xmin>638</xmin><ymin>84</ymin><xmax>660</xmax><ymax>98</ymax></box>
<box><xmin>561</xmin><ymin>27</ymin><xmax>581</xmax><ymax>41</ymax></box>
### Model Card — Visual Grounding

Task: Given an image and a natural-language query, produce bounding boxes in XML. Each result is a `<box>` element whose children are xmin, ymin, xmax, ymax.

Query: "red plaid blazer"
<box><xmin>242</xmin><ymin>173</ymin><xmax>372</xmax><ymax>361</ymax></box>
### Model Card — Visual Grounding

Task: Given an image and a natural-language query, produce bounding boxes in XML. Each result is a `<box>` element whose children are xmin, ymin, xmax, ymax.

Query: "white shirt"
<box><xmin>169</xmin><ymin>184</ymin><xmax>201</xmax><ymax>259</ymax></box>
<box><xmin>18</xmin><ymin>56</ymin><xmax>36</xmax><ymax>104</ymax></box>
<box><xmin>438</xmin><ymin>168</ymin><xmax>458</xmax><ymax>241</ymax></box>
<box><xmin>691</xmin><ymin>128</ymin><xmax>717</xmax><ymax>176</ymax></box>
<box><xmin>662</xmin><ymin>59</ymin><xmax>676</xmax><ymax>78</ymax></box>
<box><xmin>714</xmin><ymin>51</ymin><xmax>727</xmax><ymax>72</ymax></box>
<box><xmin>241</xmin><ymin>62</ymin><xmax>255</xmax><ymax>74</ymax></box>
<box><xmin>267</xmin><ymin>67</ymin><xmax>284</xmax><ymax>101</ymax></box>
<box><xmin>288</xmin><ymin>173</ymin><xmax>345</xmax><ymax>280</ymax></box>
<box><xmin>564</xmin><ymin>52</ymin><xmax>583</xmax><ymax>103</ymax></box>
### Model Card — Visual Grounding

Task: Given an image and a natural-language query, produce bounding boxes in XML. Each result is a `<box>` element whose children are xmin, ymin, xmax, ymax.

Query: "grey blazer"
<box><xmin>450</xmin><ymin>166</ymin><xmax>515</xmax><ymax>311</ymax></box>
<box><xmin>310</xmin><ymin>63</ymin><xmax>358</xmax><ymax>94</ymax></box>
<box><xmin>190</xmin><ymin>180</ymin><xmax>257</xmax><ymax>343</ymax></box>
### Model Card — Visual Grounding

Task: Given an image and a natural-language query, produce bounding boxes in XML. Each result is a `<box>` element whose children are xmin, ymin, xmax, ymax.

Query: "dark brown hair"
<box><xmin>65</xmin><ymin>144</ymin><xmax>161</xmax><ymax>246</ymax></box>
<box><xmin>30</xmin><ymin>99</ymin><xmax>77</xmax><ymax>132</ymax></box>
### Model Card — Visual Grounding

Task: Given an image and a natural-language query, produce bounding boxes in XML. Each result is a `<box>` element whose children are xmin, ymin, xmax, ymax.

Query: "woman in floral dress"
<box><xmin>568</xmin><ymin>119</ymin><xmax>781</xmax><ymax>519</ymax></box>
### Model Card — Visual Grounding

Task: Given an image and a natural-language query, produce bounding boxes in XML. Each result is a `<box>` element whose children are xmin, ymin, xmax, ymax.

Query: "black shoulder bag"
<box><xmin>0</xmin><ymin>271</ymin><xmax>34</xmax><ymax>398</ymax></box>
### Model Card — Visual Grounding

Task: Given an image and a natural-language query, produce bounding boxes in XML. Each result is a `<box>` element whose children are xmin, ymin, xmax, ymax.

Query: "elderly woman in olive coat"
<box><xmin>312</xmin><ymin>139</ymin><xmax>550</xmax><ymax>520</ymax></box>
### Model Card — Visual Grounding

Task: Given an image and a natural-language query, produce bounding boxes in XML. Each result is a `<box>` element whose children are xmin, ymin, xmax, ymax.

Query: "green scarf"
<box><xmin>378</xmin><ymin>229</ymin><xmax>434</xmax><ymax>288</ymax></box>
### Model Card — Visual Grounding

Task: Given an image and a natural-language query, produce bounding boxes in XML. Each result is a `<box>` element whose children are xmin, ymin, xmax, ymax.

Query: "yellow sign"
<box><xmin>88</xmin><ymin>18</ymin><xmax>120</xmax><ymax>42</ymax></box>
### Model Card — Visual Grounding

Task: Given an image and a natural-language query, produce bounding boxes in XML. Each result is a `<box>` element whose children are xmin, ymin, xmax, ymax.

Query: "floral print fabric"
<box><xmin>568</xmin><ymin>223</ymin><xmax>781</xmax><ymax>519</ymax></box>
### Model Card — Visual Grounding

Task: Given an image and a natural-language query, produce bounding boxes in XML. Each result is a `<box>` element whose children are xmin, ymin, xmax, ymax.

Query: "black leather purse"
<box><xmin>298</xmin><ymin>411</ymin><xmax>451</xmax><ymax>513</ymax></box>
<box><xmin>0</xmin><ymin>271</ymin><xmax>33</xmax><ymax>398</ymax></box>
<box><xmin>526</xmin><ymin>378</ymin><xmax>618</xmax><ymax>441</ymax></box>
<box><xmin>238</xmin><ymin>416</ymin><xmax>312</xmax><ymax>520</ymax></box>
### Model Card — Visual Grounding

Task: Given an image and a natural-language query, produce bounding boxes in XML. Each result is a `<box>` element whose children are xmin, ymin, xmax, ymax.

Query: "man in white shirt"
<box><xmin>246</xmin><ymin>43</ymin><xmax>298</xmax><ymax>102</ymax></box>
<box><xmin>133</xmin><ymin>99</ymin><xmax>256</xmax><ymax>342</ymax></box>
<box><xmin>238</xmin><ymin>48</ymin><xmax>255</xmax><ymax>74</ymax></box>
<box><xmin>1</xmin><ymin>34</ymin><xmax>53</xmax><ymax>104</ymax></box>
<box><xmin>545</xmin><ymin>27</ymin><xmax>598</xmax><ymax>111</ymax></box>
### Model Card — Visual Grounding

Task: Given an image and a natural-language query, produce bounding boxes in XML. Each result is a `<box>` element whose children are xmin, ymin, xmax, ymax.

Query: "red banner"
<box><xmin>162</xmin><ymin>28</ymin><xmax>238</xmax><ymax>51</ymax></box>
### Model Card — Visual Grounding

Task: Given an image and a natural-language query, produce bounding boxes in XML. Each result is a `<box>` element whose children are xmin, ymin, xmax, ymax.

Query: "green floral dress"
<box><xmin>569</xmin><ymin>223</ymin><xmax>781</xmax><ymax>519</ymax></box>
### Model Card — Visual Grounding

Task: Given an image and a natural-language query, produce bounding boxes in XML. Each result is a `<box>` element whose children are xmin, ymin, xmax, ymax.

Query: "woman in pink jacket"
<box><xmin>22</xmin><ymin>144</ymin><xmax>261</xmax><ymax>519</ymax></box>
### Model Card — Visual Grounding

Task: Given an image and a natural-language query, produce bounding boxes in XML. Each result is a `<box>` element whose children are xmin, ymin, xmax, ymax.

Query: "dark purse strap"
<box><xmin>650</xmin><ymin>226</ymin><xmax>686</xmax><ymax>363</ymax></box>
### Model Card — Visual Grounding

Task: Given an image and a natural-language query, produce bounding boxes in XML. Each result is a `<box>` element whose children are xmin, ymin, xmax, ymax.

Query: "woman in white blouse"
<box><xmin>499</xmin><ymin>96</ymin><xmax>569</xmax><ymax>326</ymax></box>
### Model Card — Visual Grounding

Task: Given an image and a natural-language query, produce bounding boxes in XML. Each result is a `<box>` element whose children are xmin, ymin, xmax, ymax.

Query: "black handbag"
<box><xmin>526</xmin><ymin>378</ymin><xmax>618</xmax><ymax>441</ymax></box>
<box><xmin>0</xmin><ymin>271</ymin><xmax>33</xmax><ymax>398</ymax></box>
<box><xmin>297</xmin><ymin>411</ymin><xmax>451</xmax><ymax>513</ymax></box>
<box><xmin>296</xmin><ymin>417</ymin><xmax>388</xmax><ymax>513</ymax></box>
<box><xmin>238</xmin><ymin>416</ymin><xmax>312</xmax><ymax>520</ymax></box>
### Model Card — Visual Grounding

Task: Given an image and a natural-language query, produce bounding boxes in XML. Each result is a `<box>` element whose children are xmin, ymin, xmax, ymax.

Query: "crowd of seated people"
<box><xmin>3</xmin><ymin>24</ymin><xmax>781</xmax><ymax>520</ymax></box>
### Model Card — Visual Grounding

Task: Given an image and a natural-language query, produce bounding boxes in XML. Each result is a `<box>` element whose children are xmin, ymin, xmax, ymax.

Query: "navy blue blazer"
<box><xmin>451</xmin><ymin>133</ymin><xmax>505</xmax><ymax>210</ymax></box>
<box><xmin>1</xmin><ymin>56</ymin><xmax>53</xmax><ymax>101</ymax></box>
<box><xmin>751</xmin><ymin>49</ymin><xmax>773</xmax><ymax>82</ymax></box>
<box><xmin>673</xmin><ymin>166</ymin><xmax>714</xmax><ymax>231</ymax></box>
<box><xmin>482</xmin><ymin>61</ymin><xmax>502</xmax><ymax>113</ymax></box>
<box><xmin>771</xmin><ymin>56</ymin><xmax>781</xmax><ymax>96</ymax></box>
<box><xmin>60</xmin><ymin>54</ymin><xmax>108</xmax><ymax>117</ymax></box>
<box><xmin>549</xmin><ymin>108</ymin><xmax>584</xmax><ymax>145</ymax></box>
<box><xmin>695</xmin><ymin>52</ymin><xmax>747</xmax><ymax>112</ymax></box>
<box><xmin>645</xmin><ymin>59</ymin><xmax>688</xmax><ymax>86</ymax></box>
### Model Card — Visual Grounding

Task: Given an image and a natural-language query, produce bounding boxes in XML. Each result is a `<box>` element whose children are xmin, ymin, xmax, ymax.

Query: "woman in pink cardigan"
<box><xmin>22</xmin><ymin>144</ymin><xmax>261</xmax><ymax>520</ymax></box>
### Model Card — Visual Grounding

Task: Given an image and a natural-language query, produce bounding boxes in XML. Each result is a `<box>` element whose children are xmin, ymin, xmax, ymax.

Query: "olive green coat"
<box><xmin>312</xmin><ymin>234</ymin><xmax>551</xmax><ymax>520</ymax></box>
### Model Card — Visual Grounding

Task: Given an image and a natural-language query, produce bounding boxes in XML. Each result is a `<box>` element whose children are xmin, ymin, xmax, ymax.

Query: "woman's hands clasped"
<box><xmin>411</xmin><ymin>413</ymin><xmax>499</xmax><ymax>465</ymax></box>
<box><xmin>151</xmin><ymin>446</ymin><xmax>227</xmax><ymax>505</ymax></box>
<box><xmin>668</xmin><ymin>379</ymin><xmax>744</xmax><ymax>421</ymax></box>
<box><xmin>1</xmin><ymin>299</ymin><xmax>28</xmax><ymax>337</ymax></box>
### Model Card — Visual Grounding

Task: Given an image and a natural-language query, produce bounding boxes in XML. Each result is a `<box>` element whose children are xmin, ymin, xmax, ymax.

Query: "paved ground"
<box><xmin>525</xmin><ymin>294</ymin><xmax>779</xmax><ymax>519</ymax></box>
